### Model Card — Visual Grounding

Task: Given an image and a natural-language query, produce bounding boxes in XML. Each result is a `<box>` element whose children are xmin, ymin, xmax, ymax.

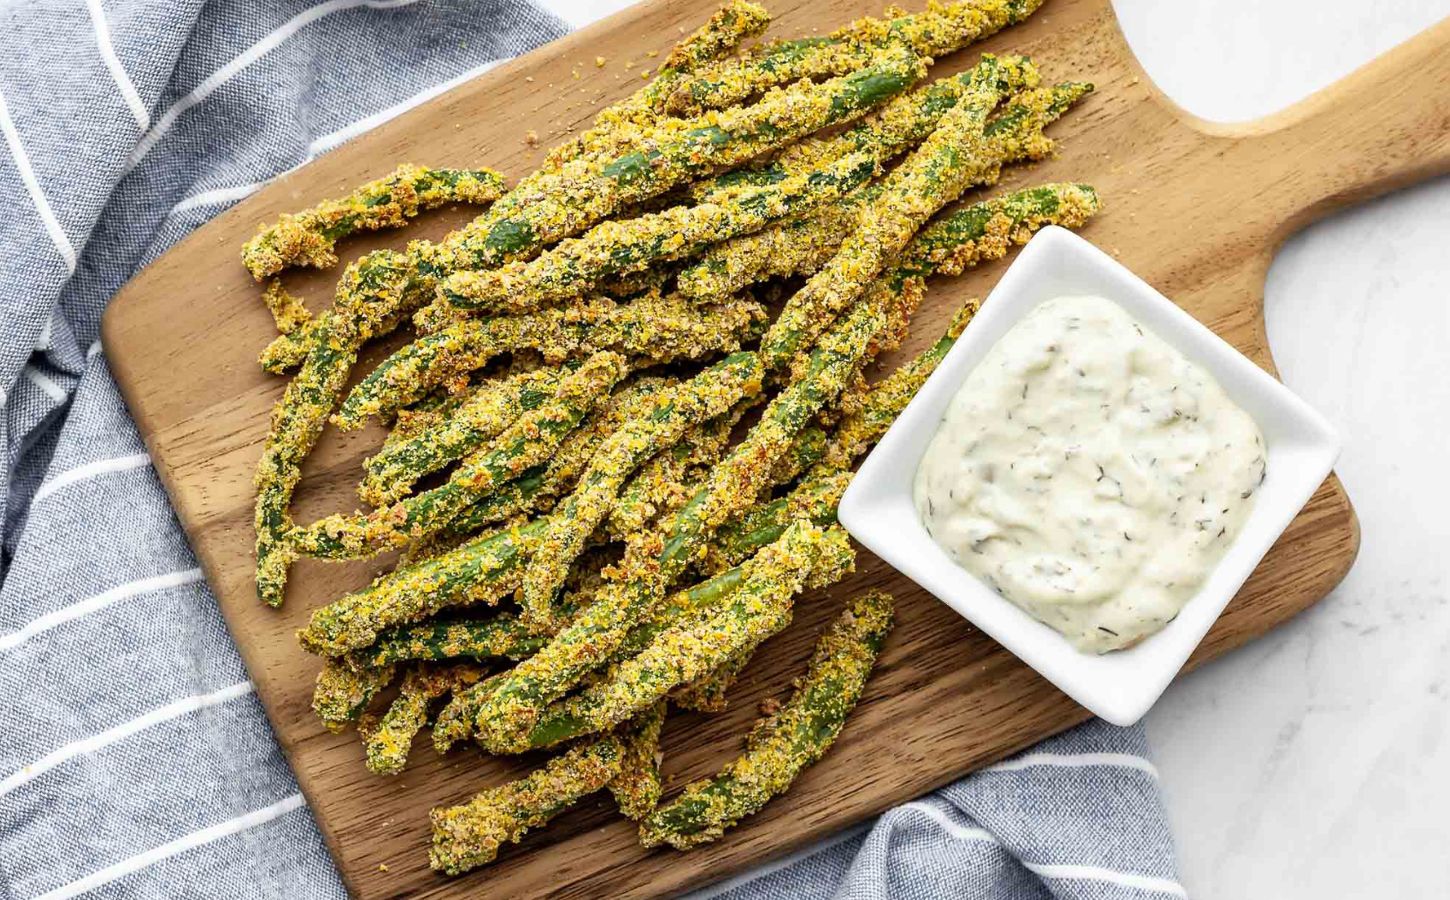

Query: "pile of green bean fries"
<box><xmin>246</xmin><ymin>0</ymin><xmax>1101</xmax><ymax>873</ymax></box>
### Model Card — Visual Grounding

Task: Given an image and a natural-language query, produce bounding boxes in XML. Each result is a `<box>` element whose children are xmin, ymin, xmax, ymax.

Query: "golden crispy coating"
<box><xmin>437</xmin><ymin>151</ymin><xmax>878</xmax><ymax>316</ymax></box>
<box><xmin>666</xmin><ymin>0</ymin><xmax>1045</xmax><ymax>115</ymax></box>
<box><xmin>296</xmin><ymin>353</ymin><xmax>628</xmax><ymax>562</ymax></box>
<box><xmin>260</xmin><ymin>279</ymin><xmax>312</xmax><ymax>335</ymax></box>
<box><xmin>542</xmin><ymin>1</ymin><xmax>771</xmax><ymax>171</ymax></box>
<box><xmin>639</xmin><ymin>590</ymin><xmax>894</xmax><ymax>849</ymax></box>
<box><xmin>608</xmin><ymin>701</ymin><xmax>667</xmax><ymax>820</ymax></box>
<box><xmin>337</xmin><ymin>292</ymin><xmax>764</xmax><ymax>428</ymax></box>
<box><xmin>520</xmin><ymin>353</ymin><xmax>764</xmax><ymax>631</ymax></box>
<box><xmin>241</xmin><ymin>164</ymin><xmax>505</xmax><ymax>280</ymax></box>
<box><xmin>359</xmin><ymin>365</ymin><xmax>570</xmax><ymax>506</ymax></box>
<box><xmin>516</xmin><ymin>523</ymin><xmax>834</xmax><ymax>751</ymax></box>
<box><xmin>312</xmin><ymin>658</ymin><xmax>397</xmax><ymax>732</ymax></box>
<box><xmin>759</xmin><ymin>55</ymin><xmax>1037</xmax><ymax>372</ymax></box>
<box><xmin>429</xmin><ymin>733</ymin><xmax>625</xmax><ymax>875</ymax></box>
<box><xmin>365</xmin><ymin>663</ymin><xmax>487</xmax><ymax>774</ymax></box>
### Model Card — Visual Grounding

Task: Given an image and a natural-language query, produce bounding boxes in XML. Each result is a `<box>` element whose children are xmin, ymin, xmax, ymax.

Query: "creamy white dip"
<box><xmin>913</xmin><ymin>294</ymin><xmax>1266</xmax><ymax>653</ymax></box>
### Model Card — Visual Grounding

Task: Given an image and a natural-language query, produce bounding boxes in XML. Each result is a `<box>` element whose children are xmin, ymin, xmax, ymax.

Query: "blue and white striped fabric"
<box><xmin>0</xmin><ymin>1</ymin><xmax>1184</xmax><ymax>897</ymax></box>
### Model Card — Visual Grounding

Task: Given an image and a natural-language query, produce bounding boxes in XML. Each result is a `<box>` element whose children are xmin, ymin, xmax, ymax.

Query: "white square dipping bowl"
<box><xmin>838</xmin><ymin>225</ymin><xmax>1341</xmax><ymax>726</ymax></box>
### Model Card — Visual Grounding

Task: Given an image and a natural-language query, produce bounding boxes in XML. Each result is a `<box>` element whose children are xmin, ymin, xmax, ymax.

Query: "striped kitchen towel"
<box><xmin>0</xmin><ymin>1</ymin><xmax>1183</xmax><ymax>897</ymax></box>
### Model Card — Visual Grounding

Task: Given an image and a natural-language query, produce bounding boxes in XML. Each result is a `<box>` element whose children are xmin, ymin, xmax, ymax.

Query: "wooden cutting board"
<box><xmin>101</xmin><ymin>0</ymin><xmax>1450</xmax><ymax>896</ymax></box>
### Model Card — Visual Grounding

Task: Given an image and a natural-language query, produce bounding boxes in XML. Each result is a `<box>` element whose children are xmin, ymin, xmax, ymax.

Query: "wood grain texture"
<box><xmin>100</xmin><ymin>0</ymin><xmax>1450</xmax><ymax>896</ymax></box>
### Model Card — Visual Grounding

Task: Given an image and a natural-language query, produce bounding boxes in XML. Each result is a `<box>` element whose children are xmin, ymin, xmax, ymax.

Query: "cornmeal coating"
<box><xmin>359</xmin><ymin>364</ymin><xmax>570</xmax><ymax>506</ymax></box>
<box><xmin>520</xmin><ymin>353</ymin><xmax>764</xmax><ymax>630</ymax></box>
<box><xmin>468</xmin><ymin>301</ymin><xmax>883</xmax><ymax>754</ymax></box>
<box><xmin>437</xmin><ymin>150</ymin><xmax>877</xmax><ymax>316</ymax></box>
<box><xmin>665</xmin><ymin>0</ymin><xmax>1045</xmax><ymax>115</ymax></box>
<box><xmin>335</xmin><ymin>292</ymin><xmax>764</xmax><ymax>427</ymax></box>
<box><xmin>312</xmin><ymin>658</ymin><xmax>397</xmax><ymax>732</ymax></box>
<box><xmin>364</xmin><ymin>663</ymin><xmax>487</xmax><ymax>775</ymax></box>
<box><xmin>297</xmin><ymin>354</ymin><xmax>627</xmax><ymax>563</ymax></box>
<box><xmin>542</xmin><ymin>1</ymin><xmax>771</xmax><ymax>171</ymax></box>
<box><xmin>759</xmin><ymin>54</ymin><xmax>1034</xmax><ymax>372</ymax></box>
<box><xmin>639</xmin><ymin>590</ymin><xmax>894</xmax><ymax>849</ymax></box>
<box><xmin>429</xmin><ymin>733</ymin><xmax>625</xmax><ymax>875</ymax></box>
<box><xmin>608</xmin><ymin>701</ymin><xmax>667</xmax><ymax>820</ymax></box>
<box><xmin>520</xmin><ymin>525</ymin><xmax>852</xmax><ymax>750</ymax></box>
<box><xmin>241</xmin><ymin>164</ymin><xmax>505</xmax><ymax>280</ymax></box>
<box><xmin>297</xmin><ymin>519</ymin><xmax>550</xmax><ymax>657</ymax></box>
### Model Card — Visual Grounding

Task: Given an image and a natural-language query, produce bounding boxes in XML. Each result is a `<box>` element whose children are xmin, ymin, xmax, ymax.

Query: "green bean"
<box><xmin>520</xmin><ymin>353</ymin><xmax>764</xmax><ymax>630</ymax></box>
<box><xmin>259</xmin><ymin>279</ymin><xmax>311</xmax><ymax>335</ymax></box>
<box><xmin>469</xmin><ymin>301</ymin><xmax>884</xmax><ymax>753</ymax></box>
<box><xmin>692</xmin><ymin>58</ymin><xmax>1033</xmax><ymax>206</ymax></box>
<box><xmin>665</xmin><ymin>0</ymin><xmax>1045</xmax><ymax>115</ymax></box>
<box><xmin>673</xmin><ymin>524</ymin><xmax>857</xmax><ymax>713</ymax></box>
<box><xmin>364</xmin><ymin>664</ymin><xmax>486</xmax><ymax>775</ymax></box>
<box><xmin>609</xmin><ymin>701</ymin><xmax>667</xmax><ymax>820</ymax></box>
<box><xmin>423</xmin><ymin>46</ymin><xmax>924</xmax><ymax>286</ymax></box>
<box><xmin>676</xmin><ymin>183</ymin><xmax>882</xmax><ymax>302</ymax></box>
<box><xmin>429</xmin><ymin>733</ymin><xmax>625</xmax><ymax>875</ymax></box>
<box><xmin>241</xmin><ymin>165</ymin><xmax>505</xmax><ymax>281</ymax></box>
<box><xmin>436</xmin><ymin>375</ymin><xmax>678</xmax><ymax>540</ymax></box>
<box><xmin>253</xmin><ymin>314</ymin><xmax>355</xmax><ymax>606</ymax></box>
<box><xmin>433</xmin><ymin>554</ymin><xmax>750</xmax><ymax>753</ymax></box>
<box><xmin>698</xmin><ymin>471</ymin><xmax>852</xmax><ymax>576</ymax></box>
<box><xmin>518</xmin><ymin>523</ymin><xmax>840</xmax><ymax>751</ymax></box>
<box><xmin>814</xmin><ymin>300</ymin><xmax>982</xmax><ymax>476</ymax></box>
<box><xmin>294</xmin><ymin>352</ymin><xmax>628</xmax><ymax>560</ymax></box>
<box><xmin>639</xmin><ymin>590</ymin><xmax>894</xmax><ymax>849</ymax></box>
<box><xmin>312</xmin><ymin>658</ymin><xmax>396</xmax><ymax>733</ymax></box>
<box><xmin>359</xmin><ymin>364</ymin><xmax>571</xmax><ymax>506</ymax></box>
<box><xmin>297</xmin><ymin>519</ymin><xmax>548</xmax><ymax>657</ymax></box>
<box><xmin>606</xmin><ymin>406</ymin><xmax>744</xmax><ymax>541</ymax></box>
<box><xmin>759</xmin><ymin>54</ymin><xmax>1034</xmax><ymax>372</ymax></box>
<box><xmin>335</xmin><ymin>292</ymin><xmax>764</xmax><ymax>427</ymax></box>
<box><xmin>541</xmin><ymin>1</ymin><xmax>771</xmax><ymax>171</ymax></box>
<box><xmin>352</xmin><ymin>615</ymin><xmax>547</xmax><ymax>669</ymax></box>
<box><xmin>437</xmin><ymin>151</ymin><xmax>879</xmax><ymax>316</ymax></box>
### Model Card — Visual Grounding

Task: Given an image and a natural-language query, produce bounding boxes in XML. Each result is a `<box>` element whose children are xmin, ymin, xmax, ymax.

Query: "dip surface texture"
<box><xmin>913</xmin><ymin>294</ymin><xmax>1266</xmax><ymax>653</ymax></box>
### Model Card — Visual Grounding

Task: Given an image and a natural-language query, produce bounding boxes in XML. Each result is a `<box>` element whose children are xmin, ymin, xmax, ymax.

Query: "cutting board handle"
<box><xmin>1203</xmin><ymin>14</ymin><xmax>1450</xmax><ymax>243</ymax></box>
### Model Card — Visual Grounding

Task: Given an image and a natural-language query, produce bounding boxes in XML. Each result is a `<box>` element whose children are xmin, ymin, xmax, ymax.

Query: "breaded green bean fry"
<box><xmin>434</xmin><ymin>554</ymin><xmax>749</xmax><ymax>752</ymax></box>
<box><xmin>639</xmin><ymin>590</ymin><xmax>894</xmax><ymax>849</ymax></box>
<box><xmin>437</xmin><ymin>151</ymin><xmax>878</xmax><ymax>316</ymax></box>
<box><xmin>693</xmin><ymin>57</ymin><xmax>1033</xmax><ymax>206</ymax></box>
<box><xmin>431</xmin><ymin>377</ymin><xmax>667</xmax><ymax>542</ymax></box>
<box><xmin>359</xmin><ymin>364</ymin><xmax>571</xmax><ymax>506</ymax></box>
<box><xmin>365</xmin><ymin>664</ymin><xmax>486</xmax><ymax>775</ymax></box>
<box><xmin>470</xmin><ymin>302</ymin><xmax>883</xmax><ymax>752</ymax></box>
<box><xmin>312</xmin><ymin>658</ymin><xmax>397</xmax><ymax>732</ymax></box>
<box><xmin>759</xmin><ymin>54</ymin><xmax>1034</xmax><ymax>372</ymax></box>
<box><xmin>430</xmin><ymin>733</ymin><xmax>625</xmax><ymax>875</ymax></box>
<box><xmin>259</xmin><ymin>279</ymin><xmax>311</xmax><ymax>335</ymax></box>
<box><xmin>352</xmin><ymin>615</ymin><xmax>548</xmax><ymax>669</ymax></box>
<box><xmin>673</xmin><ymin>521</ymin><xmax>858</xmax><ymax>713</ymax></box>
<box><xmin>295</xmin><ymin>352</ymin><xmax>628</xmax><ymax>560</ymax></box>
<box><xmin>542</xmin><ymin>1</ymin><xmax>771</xmax><ymax>170</ymax></box>
<box><xmin>253</xmin><ymin>314</ymin><xmax>355</xmax><ymax>606</ymax></box>
<box><xmin>520</xmin><ymin>353</ymin><xmax>764</xmax><ymax>629</ymax></box>
<box><xmin>697</xmin><ymin>471</ymin><xmax>852</xmax><ymax>575</ymax></box>
<box><xmin>606</xmin><ymin>404</ymin><xmax>747</xmax><ymax>540</ymax></box>
<box><xmin>666</xmin><ymin>0</ymin><xmax>1045</xmax><ymax>115</ymax></box>
<box><xmin>609</xmin><ymin>701</ymin><xmax>667</xmax><ymax>820</ymax></box>
<box><xmin>241</xmin><ymin>164</ymin><xmax>505</xmax><ymax>280</ymax></box>
<box><xmin>518</xmin><ymin>523</ymin><xmax>831</xmax><ymax>750</ymax></box>
<box><xmin>297</xmin><ymin>519</ymin><xmax>549</xmax><ymax>657</ymax></box>
<box><xmin>426</xmin><ymin>47</ymin><xmax>925</xmax><ymax>281</ymax></box>
<box><xmin>337</xmin><ymin>292</ymin><xmax>764</xmax><ymax>427</ymax></box>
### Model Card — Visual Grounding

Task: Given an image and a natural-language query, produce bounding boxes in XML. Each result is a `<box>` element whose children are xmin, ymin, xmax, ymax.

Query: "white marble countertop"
<box><xmin>541</xmin><ymin>2</ymin><xmax>1450</xmax><ymax>895</ymax></box>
